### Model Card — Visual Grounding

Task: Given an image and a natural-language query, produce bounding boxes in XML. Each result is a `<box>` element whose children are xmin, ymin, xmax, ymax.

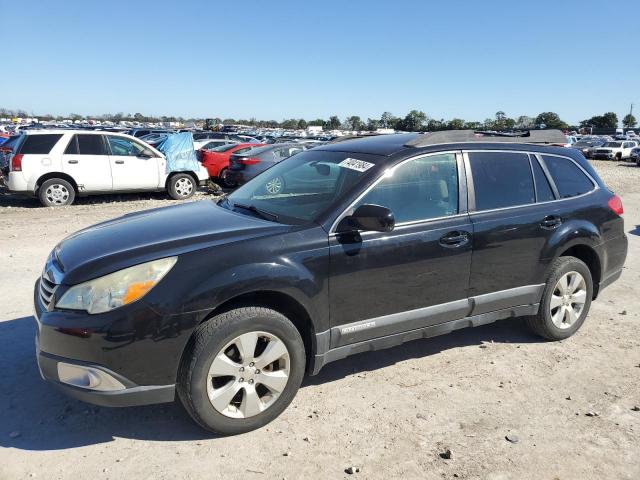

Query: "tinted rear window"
<box><xmin>76</xmin><ymin>135</ymin><xmax>107</xmax><ymax>155</ymax></box>
<box><xmin>541</xmin><ymin>155</ymin><xmax>594</xmax><ymax>199</ymax></box>
<box><xmin>20</xmin><ymin>134</ymin><xmax>63</xmax><ymax>154</ymax></box>
<box><xmin>469</xmin><ymin>151</ymin><xmax>535</xmax><ymax>211</ymax></box>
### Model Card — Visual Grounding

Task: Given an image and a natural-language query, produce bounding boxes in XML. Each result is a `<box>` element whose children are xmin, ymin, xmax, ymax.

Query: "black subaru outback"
<box><xmin>34</xmin><ymin>130</ymin><xmax>627</xmax><ymax>434</ymax></box>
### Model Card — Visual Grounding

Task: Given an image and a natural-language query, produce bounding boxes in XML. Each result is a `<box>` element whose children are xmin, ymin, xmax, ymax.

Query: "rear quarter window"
<box><xmin>541</xmin><ymin>155</ymin><xmax>594</xmax><ymax>199</ymax></box>
<box><xmin>19</xmin><ymin>134</ymin><xmax>63</xmax><ymax>154</ymax></box>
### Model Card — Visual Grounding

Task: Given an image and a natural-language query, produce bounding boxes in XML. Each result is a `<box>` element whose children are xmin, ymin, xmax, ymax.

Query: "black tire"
<box><xmin>168</xmin><ymin>173</ymin><xmax>196</xmax><ymax>200</ymax></box>
<box><xmin>177</xmin><ymin>307</ymin><xmax>305</xmax><ymax>435</ymax></box>
<box><xmin>218</xmin><ymin>168</ymin><xmax>236</xmax><ymax>188</ymax></box>
<box><xmin>38</xmin><ymin>178</ymin><xmax>76</xmax><ymax>207</ymax></box>
<box><xmin>526</xmin><ymin>256</ymin><xmax>593</xmax><ymax>341</ymax></box>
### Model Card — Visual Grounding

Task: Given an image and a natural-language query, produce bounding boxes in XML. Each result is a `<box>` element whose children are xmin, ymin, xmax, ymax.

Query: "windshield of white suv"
<box><xmin>222</xmin><ymin>150</ymin><xmax>384</xmax><ymax>224</ymax></box>
<box><xmin>605</xmin><ymin>142</ymin><xmax>622</xmax><ymax>148</ymax></box>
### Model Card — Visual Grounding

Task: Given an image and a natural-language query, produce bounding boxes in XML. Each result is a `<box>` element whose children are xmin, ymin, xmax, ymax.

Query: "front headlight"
<box><xmin>56</xmin><ymin>257</ymin><xmax>177</xmax><ymax>314</ymax></box>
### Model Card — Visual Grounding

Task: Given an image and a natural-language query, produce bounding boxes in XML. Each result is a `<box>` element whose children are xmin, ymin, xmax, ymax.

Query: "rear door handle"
<box><xmin>439</xmin><ymin>231</ymin><xmax>471</xmax><ymax>248</ymax></box>
<box><xmin>115</xmin><ymin>160</ymin><xmax>125</xmax><ymax>164</ymax></box>
<box><xmin>67</xmin><ymin>160</ymin><xmax>78</xmax><ymax>164</ymax></box>
<box><xmin>540</xmin><ymin>215</ymin><xmax>562</xmax><ymax>229</ymax></box>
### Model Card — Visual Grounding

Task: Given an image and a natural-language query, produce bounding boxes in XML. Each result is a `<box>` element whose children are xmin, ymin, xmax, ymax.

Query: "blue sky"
<box><xmin>1</xmin><ymin>0</ymin><xmax>638</xmax><ymax>124</ymax></box>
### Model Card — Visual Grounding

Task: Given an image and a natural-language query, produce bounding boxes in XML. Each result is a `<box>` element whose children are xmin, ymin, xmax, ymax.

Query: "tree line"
<box><xmin>1</xmin><ymin>107</ymin><xmax>636</xmax><ymax>131</ymax></box>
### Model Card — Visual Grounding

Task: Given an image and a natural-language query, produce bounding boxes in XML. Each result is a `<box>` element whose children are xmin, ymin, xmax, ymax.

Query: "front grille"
<box><xmin>39</xmin><ymin>273</ymin><xmax>59</xmax><ymax>311</ymax></box>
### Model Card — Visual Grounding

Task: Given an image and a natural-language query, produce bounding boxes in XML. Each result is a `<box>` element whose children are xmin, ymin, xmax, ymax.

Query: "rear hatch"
<box><xmin>0</xmin><ymin>135</ymin><xmax>25</xmax><ymax>176</ymax></box>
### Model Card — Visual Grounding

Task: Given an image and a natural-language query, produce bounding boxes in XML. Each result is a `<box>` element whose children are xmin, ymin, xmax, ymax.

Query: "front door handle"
<box><xmin>115</xmin><ymin>160</ymin><xmax>125</xmax><ymax>164</ymax></box>
<box><xmin>439</xmin><ymin>231</ymin><xmax>470</xmax><ymax>248</ymax></box>
<box><xmin>540</xmin><ymin>215</ymin><xmax>562</xmax><ymax>229</ymax></box>
<box><xmin>67</xmin><ymin>160</ymin><xmax>78</xmax><ymax>164</ymax></box>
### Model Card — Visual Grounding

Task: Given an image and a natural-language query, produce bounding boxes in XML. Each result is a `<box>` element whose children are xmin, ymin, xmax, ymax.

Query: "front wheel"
<box><xmin>168</xmin><ymin>173</ymin><xmax>196</xmax><ymax>200</ymax></box>
<box><xmin>177</xmin><ymin>307</ymin><xmax>305</xmax><ymax>435</ymax></box>
<box><xmin>218</xmin><ymin>168</ymin><xmax>236</xmax><ymax>188</ymax></box>
<box><xmin>526</xmin><ymin>256</ymin><xmax>593</xmax><ymax>340</ymax></box>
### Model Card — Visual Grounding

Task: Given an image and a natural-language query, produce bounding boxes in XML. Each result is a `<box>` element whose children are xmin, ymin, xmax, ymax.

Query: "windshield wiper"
<box><xmin>232</xmin><ymin>202</ymin><xmax>279</xmax><ymax>222</ymax></box>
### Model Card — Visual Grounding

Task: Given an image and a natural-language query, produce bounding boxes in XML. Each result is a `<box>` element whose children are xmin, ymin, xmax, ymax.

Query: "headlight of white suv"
<box><xmin>56</xmin><ymin>257</ymin><xmax>177</xmax><ymax>314</ymax></box>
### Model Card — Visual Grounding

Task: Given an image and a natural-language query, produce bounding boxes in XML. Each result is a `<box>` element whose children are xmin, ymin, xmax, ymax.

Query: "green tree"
<box><xmin>579</xmin><ymin>112</ymin><xmax>618</xmax><ymax>129</ymax></box>
<box><xmin>308</xmin><ymin>118</ymin><xmax>325</xmax><ymax>127</ymax></box>
<box><xmin>447</xmin><ymin>118</ymin><xmax>465</xmax><ymax>130</ymax></box>
<box><xmin>516</xmin><ymin>115</ymin><xmax>534</xmax><ymax>129</ymax></box>
<box><xmin>297</xmin><ymin>118</ymin><xmax>308</xmax><ymax>129</ymax></box>
<box><xmin>327</xmin><ymin>115</ymin><xmax>341</xmax><ymax>130</ymax></box>
<box><xmin>346</xmin><ymin>115</ymin><xmax>364</xmax><ymax>131</ymax></box>
<box><xmin>366</xmin><ymin>118</ymin><xmax>380</xmax><ymax>131</ymax></box>
<box><xmin>622</xmin><ymin>113</ymin><xmax>636</xmax><ymax>128</ymax></box>
<box><xmin>535</xmin><ymin>112</ymin><xmax>568</xmax><ymax>130</ymax></box>
<box><xmin>402</xmin><ymin>110</ymin><xmax>427</xmax><ymax>131</ymax></box>
<box><xmin>463</xmin><ymin>121</ymin><xmax>483</xmax><ymax>130</ymax></box>
<box><xmin>380</xmin><ymin>111</ymin><xmax>395</xmax><ymax>128</ymax></box>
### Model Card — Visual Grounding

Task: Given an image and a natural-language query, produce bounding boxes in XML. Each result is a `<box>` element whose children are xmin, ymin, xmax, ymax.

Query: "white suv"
<box><xmin>1</xmin><ymin>130</ymin><xmax>209</xmax><ymax>206</ymax></box>
<box><xmin>590</xmin><ymin>140</ymin><xmax>639</xmax><ymax>161</ymax></box>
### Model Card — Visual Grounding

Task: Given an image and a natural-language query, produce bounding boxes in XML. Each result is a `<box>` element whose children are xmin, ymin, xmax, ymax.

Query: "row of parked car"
<box><xmin>569</xmin><ymin>135</ymin><xmax>640</xmax><ymax>163</ymax></box>
<box><xmin>2</xmin><ymin>128</ymin><xmax>638</xmax><ymax>208</ymax></box>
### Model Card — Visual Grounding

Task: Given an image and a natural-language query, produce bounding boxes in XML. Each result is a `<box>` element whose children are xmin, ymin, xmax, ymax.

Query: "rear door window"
<box><xmin>468</xmin><ymin>151</ymin><xmax>535</xmax><ymax>211</ymax></box>
<box><xmin>20</xmin><ymin>134</ymin><xmax>63</xmax><ymax>154</ymax></box>
<box><xmin>530</xmin><ymin>155</ymin><xmax>555</xmax><ymax>202</ymax></box>
<box><xmin>76</xmin><ymin>135</ymin><xmax>107</xmax><ymax>155</ymax></box>
<box><xmin>541</xmin><ymin>155</ymin><xmax>594</xmax><ymax>199</ymax></box>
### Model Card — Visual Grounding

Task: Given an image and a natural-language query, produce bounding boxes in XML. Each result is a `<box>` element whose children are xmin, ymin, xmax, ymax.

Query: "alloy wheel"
<box><xmin>175</xmin><ymin>177</ymin><xmax>194</xmax><ymax>197</ymax></box>
<box><xmin>549</xmin><ymin>271</ymin><xmax>587</xmax><ymax>329</ymax></box>
<box><xmin>45</xmin><ymin>184</ymin><xmax>70</xmax><ymax>205</ymax></box>
<box><xmin>206</xmin><ymin>331</ymin><xmax>290</xmax><ymax>418</ymax></box>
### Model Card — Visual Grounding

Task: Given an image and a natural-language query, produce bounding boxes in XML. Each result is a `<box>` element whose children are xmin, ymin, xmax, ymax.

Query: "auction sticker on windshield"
<box><xmin>338</xmin><ymin>158</ymin><xmax>375</xmax><ymax>172</ymax></box>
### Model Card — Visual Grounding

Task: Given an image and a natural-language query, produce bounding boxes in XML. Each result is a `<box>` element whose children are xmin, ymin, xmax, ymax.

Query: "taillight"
<box><xmin>608</xmin><ymin>194</ymin><xmax>623</xmax><ymax>215</ymax></box>
<box><xmin>239</xmin><ymin>157</ymin><xmax>261</xmax><ymax>165</ymax></box>
<box><xmin>11</xmin><ymin>153</ymin><xmax>23</xmax><ymax>171</ymax></box>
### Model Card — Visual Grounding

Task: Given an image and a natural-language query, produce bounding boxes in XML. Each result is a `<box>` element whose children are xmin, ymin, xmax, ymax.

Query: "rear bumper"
<box><xmin>5</xmin><ymin>171</ymin><xmax>30</xmax><ymax>192</ymax></box>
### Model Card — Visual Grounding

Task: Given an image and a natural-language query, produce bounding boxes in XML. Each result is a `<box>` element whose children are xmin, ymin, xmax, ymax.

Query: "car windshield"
<box><xmin>605</xmin><ymin>142</ymin><xmax>622</xmax><ymax>148</ymax></box>
<box><xmin>223</xmin><ymin>150</ymin><xmax>384</xmax><ymax>224</ymax></box>
<box><xmin>209</xmin><ymin>143</ymin><xmax>239</xmax><ymax>152</ymax></box>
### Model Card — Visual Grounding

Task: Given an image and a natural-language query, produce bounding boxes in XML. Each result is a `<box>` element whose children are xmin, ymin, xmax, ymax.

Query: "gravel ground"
<box><xmin>0</xmin><ymin>160</ymin><xmax>638</xmax><ymax>480</ymax></box>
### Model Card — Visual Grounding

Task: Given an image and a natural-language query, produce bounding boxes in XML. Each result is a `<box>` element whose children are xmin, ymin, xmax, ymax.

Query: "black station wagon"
<box><xmin>34</xmin><ymin>130</ymin><xmax>628</xmax><ymax>434</ymax></box>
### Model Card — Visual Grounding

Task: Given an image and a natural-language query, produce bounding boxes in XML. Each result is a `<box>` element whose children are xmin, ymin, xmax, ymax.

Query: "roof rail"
<box><xmin>404</xmin><ymin>129</ymin><xmax>567</xmax><ymax>148</ymax></box>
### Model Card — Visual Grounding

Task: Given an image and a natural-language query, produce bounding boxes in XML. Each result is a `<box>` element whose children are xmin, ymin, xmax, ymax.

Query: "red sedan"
<box><xmin>200</xmin><ymin>143</ymin><xmax>263</xmax><ymax>187</ymax></box>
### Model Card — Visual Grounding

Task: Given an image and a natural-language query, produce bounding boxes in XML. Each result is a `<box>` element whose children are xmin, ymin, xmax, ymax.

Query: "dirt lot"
<box><xmin>0</xmin><ymin>161</ymin><xmax>638</xmax><ymax>480</ymax></box>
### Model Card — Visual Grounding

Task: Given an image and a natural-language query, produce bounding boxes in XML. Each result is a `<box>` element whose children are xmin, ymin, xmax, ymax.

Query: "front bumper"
<box><xmin>33</xmin><ymin>280</ymin><xmax>201</xmax><ymax>407</ymax></box>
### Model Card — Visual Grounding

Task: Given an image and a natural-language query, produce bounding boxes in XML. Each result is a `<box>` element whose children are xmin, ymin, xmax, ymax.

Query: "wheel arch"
<box><xmin>35</xmin><ymin>172</ymin><xmax>79</xmax><ymax>195</ymax></box>
<box><xmin>191</xmin><ymin>290</ymin><xmax>318</xmax><ymax>374</ymax></box>
<box><xmin>165</xmin><ymin>170</ymin><xmax>199</xmax><ymax>190</ymax></box>
<box><xmin>557</xmin><ymin>243</ymin><xmax>602</xmax><ymax>298</ymax></box>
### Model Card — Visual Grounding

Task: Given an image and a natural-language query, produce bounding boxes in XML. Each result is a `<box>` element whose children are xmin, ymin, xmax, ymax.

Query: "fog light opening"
<box><xmin>57</xmin><ymin>363</ymin><xmax>126</xmax><ymax>391</ymax></box>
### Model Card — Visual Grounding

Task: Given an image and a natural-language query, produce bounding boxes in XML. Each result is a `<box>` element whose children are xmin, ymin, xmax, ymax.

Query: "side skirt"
<box><xmin>309</xmin><ymin>303</ymin><xmax>538</xmax><ymax>375</ymax></box>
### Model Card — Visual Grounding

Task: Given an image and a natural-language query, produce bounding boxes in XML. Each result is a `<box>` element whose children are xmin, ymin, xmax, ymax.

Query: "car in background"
<box><xmin>631</xmin><ymin>146</ymin><xmax>640</xmax><ymax>165</ymax></box>
<box><xmin>128</xmin><ymin>128</ymin><xmax>173</xmax><ymax>138</ymax></box>
<box><xmin>590</xmin><ymin>141</ymin><xmax>639</xmax><ymax>160</ymax></box>
<box><xmin>201</xmin><ymin>143</ymin><xmax>264</xmax><ymax>187</ymax></box>
<box><xmin>140</xmin><ymin>132</ymin><xmax>172</xmax><ymax>148</ymax></box>
<box><xmin>571</xmin><ymin>138</ymin><xmax>606</xmax><ymax>158</ymax></box>
<box><xmin>227</xmin><ymin>143</ymin><xmax>308</xmax><ymax>191</ymax></box>
<box><xmin>1</xmin><ymin>130</ymin><xmax>209</xmax><ymax>206</ymax></box>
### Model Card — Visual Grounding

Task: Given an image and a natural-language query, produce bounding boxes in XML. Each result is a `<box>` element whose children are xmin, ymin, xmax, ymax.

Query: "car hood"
<box><xmin>55</xmin><ymin>200</ymin><xmax>289</xmax><ymax>285</ymax></box>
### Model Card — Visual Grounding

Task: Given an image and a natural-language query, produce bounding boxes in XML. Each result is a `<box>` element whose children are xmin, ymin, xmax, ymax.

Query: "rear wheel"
<box><xmin>38</xmin><ymin>178</ymin><xmax>75</xmax><ymax>207</ymax></box>
<box><xmin>168</xmin><ymin>173</ymin><xmax>196</xmax><ymax>200</ymax></box>
<box><xmin>177</xmin><ymin>307</ymin><xmax>305</xmax><ymax>435</ymax></box>
<box><xmin>526</xmin><ymin>256</ymin><xmax>593</xmax><ymax>340</ymax></box>
<box><xmin>219</xmin><ymin>168</ymin><xmax>236</xmax><ymax>188</ymax></box>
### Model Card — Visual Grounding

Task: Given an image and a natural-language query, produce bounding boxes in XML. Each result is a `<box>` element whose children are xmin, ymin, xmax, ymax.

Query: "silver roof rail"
<box><xmin>404</xmin><ymin>129</ymin><xmax>567</xmax><ymax>147</ymax></box>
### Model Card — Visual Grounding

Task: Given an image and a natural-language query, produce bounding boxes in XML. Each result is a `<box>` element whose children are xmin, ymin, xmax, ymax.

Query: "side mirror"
<box><xmin>340</xmin><ymin>204</ymin><xmax>395</xmax><ymax>233</ymax></box>
<box><xmin>140</xmin><ymin>148</ymin><xmax>155</xmax><ymax>158</ymax></box>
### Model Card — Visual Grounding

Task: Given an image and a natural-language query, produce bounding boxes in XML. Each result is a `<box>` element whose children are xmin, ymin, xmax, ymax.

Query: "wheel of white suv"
<box><xmin>38</xmin><ymin>178</ymin><xmax>76</xmax><ymax>207</ymax></box>
<box><xmin>526</xmin><ymin>256</ymin><xmax>593</xmax><ymax>340</ymax></box>
<box><xmin>177</xmin><ymin>307</ymin><xmax>306</xmax><ymax>435</ymax></box>
<box><xmin>168</xmin><ymin>173</ymin><xmax>196</xmax><ymax>200</ymax></box>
